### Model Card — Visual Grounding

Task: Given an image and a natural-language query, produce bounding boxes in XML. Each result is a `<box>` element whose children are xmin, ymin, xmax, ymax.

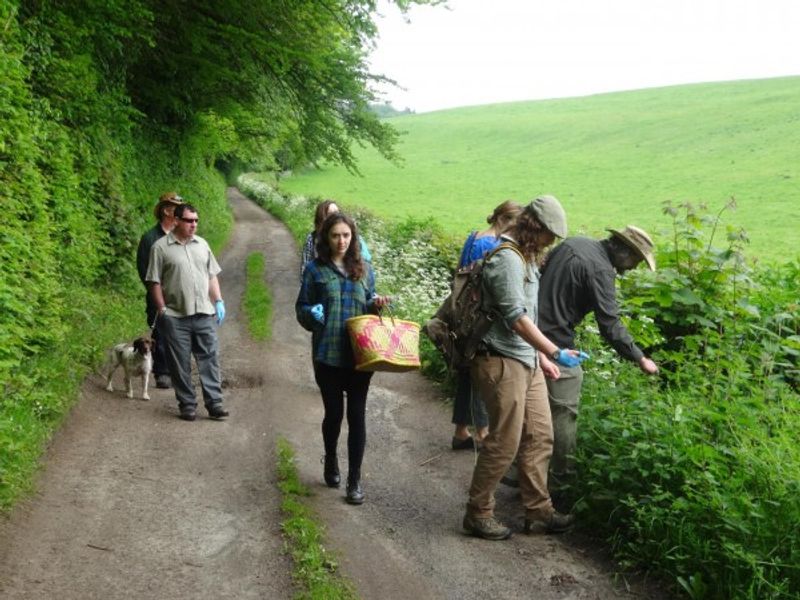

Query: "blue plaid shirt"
<box><xmin>296</xmin><ymin>259</ymin><xmax>377</xmax><ymax>368</ymax></box>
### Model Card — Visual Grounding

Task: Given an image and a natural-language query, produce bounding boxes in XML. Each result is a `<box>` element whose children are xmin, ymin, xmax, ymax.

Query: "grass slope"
<box><xmin>281</xmin><ymin>77</ymin><xmax>800</xmax><ymax>262</ymax></box>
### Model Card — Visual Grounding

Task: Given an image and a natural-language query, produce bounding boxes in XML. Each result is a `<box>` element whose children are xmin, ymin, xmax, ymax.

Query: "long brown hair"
<box><xmin>313</xmin><ymin>199</ymin><xmax>338</xmax><ymax>232</ymax></box>
<box><xmin>506</xmin><ymin>209</ymin><xmax>555</xmax><ymax>265</ymax></box>
<box><xmin>316</xmin><ymin>213</ymin><xmax>365</xmax><ymax>280</ymax></box>
<box><xmin>487</xmin><ymin>200</ymin><xmax>521</xmax><ymax>230</ymax></box>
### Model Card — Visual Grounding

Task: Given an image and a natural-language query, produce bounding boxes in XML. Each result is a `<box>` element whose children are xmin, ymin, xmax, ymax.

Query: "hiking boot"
<box><xmin>207</xmin><ymin>405</ymin><xmax>229</xmax><ymax>419</ymax></box>
<box><xmin>523</xmin><ymin>511</ymin><xmax>575</xmax><ymax>535</ymax></box>
<box><xmin>462</xmin><ymin>514</ymin><xmax>512</xmax><ymax>540</ymax></box>
<box><xmin>323</xmin><ymin>455</ymin><xmax>340</xmax><ymax>488</ymax></box>
<box><xmin>345</xmin><ymin>477</ymin><xmax>364</xmax><ymax>505</ymax></box>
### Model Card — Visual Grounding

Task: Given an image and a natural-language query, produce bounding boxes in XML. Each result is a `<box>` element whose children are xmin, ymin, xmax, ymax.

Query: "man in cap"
<box><xmin>462</xmin><ymin>196</ymin><xmax>588</xmax><ymax>541</ymax></box>
<box><xmin>537</xmin><ymin>225</ymin><xmax>659</xmax><ymax>509</ymax></box>
<box><xmin>136</xmin><ymin>192</ymin><xmax>184</xmax><ymax>389</ymax></box>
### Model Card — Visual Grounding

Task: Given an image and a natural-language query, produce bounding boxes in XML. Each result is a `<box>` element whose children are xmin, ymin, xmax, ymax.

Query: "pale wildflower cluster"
<box><xmin>238</xmin><ymin>173</ymin><xmax>308</xmax><ymax>212</ymax></box>
<box><xmin>238</xmin><ymin>174</ymin><xmax>282</xmax><ymax>204</ymax></box>
<box><xmin>370</xmin><ymin>236</ymin><xmax>452</xmax><ymax>322</ymax></box>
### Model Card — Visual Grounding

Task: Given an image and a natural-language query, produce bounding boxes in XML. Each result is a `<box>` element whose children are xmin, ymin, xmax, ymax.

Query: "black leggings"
<box><xmin>313</xmin><ymin>362</ymin><xmax>373</xmax><ymax>475</ymax></box>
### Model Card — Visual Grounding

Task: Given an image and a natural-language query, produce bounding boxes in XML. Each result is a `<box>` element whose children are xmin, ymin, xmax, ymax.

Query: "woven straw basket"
<box><xmin>346</xmin><ymin>312</ymin><xmax>421</xmax><ymax>372</ymax></box>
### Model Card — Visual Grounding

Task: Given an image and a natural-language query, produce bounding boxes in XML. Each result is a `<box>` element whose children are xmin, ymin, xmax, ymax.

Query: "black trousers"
<box><xmin>313</xmin><ymin>362</ymin><xmax>373</xmax><ymax>476</ymax></box>
<box><xmin>146</xmin><ymin>305</ymin><xmax>171</xmax><ymax>376</ymax></box>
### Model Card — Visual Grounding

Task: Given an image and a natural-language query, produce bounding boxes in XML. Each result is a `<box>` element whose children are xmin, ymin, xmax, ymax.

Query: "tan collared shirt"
<box><xmin>145</xmin><ymin>232</ymin><xmax>221</xmax><ymax>317</ymax></box>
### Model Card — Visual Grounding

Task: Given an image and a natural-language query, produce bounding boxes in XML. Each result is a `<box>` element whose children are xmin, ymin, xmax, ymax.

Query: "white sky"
<box><xmin>368</xmin><ymin>0</ymin><xmax>800</xmax><ymax>113</ymax></box>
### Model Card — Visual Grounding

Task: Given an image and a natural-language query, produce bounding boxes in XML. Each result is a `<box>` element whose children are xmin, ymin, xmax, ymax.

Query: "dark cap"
<box><xmin>528</xmin><ymin>195</ymin><xmax>567</xmax><ymax>238</ymax></box>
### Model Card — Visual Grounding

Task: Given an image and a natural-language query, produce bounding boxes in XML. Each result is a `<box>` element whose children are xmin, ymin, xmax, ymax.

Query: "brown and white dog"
<box><xmin>105</xmin><ymin>337</ymin><xmax>154</xmax><ymax>400</ymax></box>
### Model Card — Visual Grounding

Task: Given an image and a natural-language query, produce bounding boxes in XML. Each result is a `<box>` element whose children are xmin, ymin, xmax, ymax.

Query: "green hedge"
<box><xmin>0</xmin><ymin>6</ymin><xmax>231</xmax><ymax>510</ymax></box>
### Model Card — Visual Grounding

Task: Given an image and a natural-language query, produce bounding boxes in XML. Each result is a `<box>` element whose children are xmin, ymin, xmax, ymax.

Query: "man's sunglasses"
<box><xmin>180</xmin><ymin>217</ymin><xmax>199</xmax><ymax>223</ymax></box>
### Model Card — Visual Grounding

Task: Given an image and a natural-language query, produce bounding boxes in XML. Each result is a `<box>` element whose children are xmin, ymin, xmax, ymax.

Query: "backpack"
<box><xmin>423</xmin><ymin>242</ymin><xmax>525</xmax><ymax>371</ymax></box>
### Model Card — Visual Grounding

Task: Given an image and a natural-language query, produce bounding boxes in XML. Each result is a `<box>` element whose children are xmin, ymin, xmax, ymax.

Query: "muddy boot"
<box><xmin>345</xmin><ymin>471</ymin><xmax>364</xmax><ymax>505</ymax></box>
<box><xmin>523</xmin><ymin>511</ymin><xmax>575</xmax><ymax>534</ymax></box>
<box><xmin>462</xmin><ymin>513</ymin><xmax>512</xmax><ymax>540</ymax></box>
<box><xmin>323</xmin><ymin>455</ymin><xmax>340</xmax><ymax>488</ymax></box>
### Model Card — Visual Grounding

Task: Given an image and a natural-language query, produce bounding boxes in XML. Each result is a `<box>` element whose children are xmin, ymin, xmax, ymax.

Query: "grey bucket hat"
<box><xmin>528</xmin><ymin>195</ymin><xmax>568</xmax><ymax>238</ymax></box>
<box><xmin>607</xmin><ymin>225</ymin><xmax>656</xmax><ymax>271</ymax></box>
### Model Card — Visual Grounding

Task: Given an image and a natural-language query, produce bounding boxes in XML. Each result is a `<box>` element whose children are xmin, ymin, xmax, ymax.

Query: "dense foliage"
<box><xmin>0</xmin><ymin>0</ymin><xmax>436</xmax><ymax>510</ymax></box>
<box><xmin>240</xmin><ymin>174</ymin><xmax>800</xmax><ymax>599</ymax></box>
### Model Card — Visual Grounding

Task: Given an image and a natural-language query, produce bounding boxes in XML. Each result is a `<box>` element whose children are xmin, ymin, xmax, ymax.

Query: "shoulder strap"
<box><xmin>484</xmin><ymin>241</ymin><xmax>524</xmax><ymax>264</ymax></box>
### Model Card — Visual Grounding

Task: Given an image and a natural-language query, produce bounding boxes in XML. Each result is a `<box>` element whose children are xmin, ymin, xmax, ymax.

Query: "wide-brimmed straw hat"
<box><xmin>607</xmin><ymin>225</ymin><xmax>656</xmax><ymax>271</ymax></box>
<box><xmin>528</xmin><ymin>195</ymin><xmax>567</xmax><ymax>238</ymax></box>
<box><xmin>153</xmin><ymin>193</ymin><xmax>184</xmax><ymax>219</ymax></box>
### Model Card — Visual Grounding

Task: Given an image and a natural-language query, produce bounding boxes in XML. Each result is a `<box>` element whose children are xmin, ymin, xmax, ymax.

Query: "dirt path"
<box><xmin>0</xmin><ymin>189</ymin><xmax>664</xmax><ymax>599</ymax></box>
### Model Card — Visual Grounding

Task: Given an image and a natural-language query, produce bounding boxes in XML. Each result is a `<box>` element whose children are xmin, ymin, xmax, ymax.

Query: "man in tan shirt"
<box><xmin>146</xmin><ymin>203</ymin><xmax>229</xmax><ymax>421</ymax></box>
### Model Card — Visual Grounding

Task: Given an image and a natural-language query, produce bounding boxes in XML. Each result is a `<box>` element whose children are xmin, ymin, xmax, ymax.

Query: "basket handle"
<box><xmin>376</xmin><ymin>305</ymin><xmax>397</xmax><ymax>327</ymax></box>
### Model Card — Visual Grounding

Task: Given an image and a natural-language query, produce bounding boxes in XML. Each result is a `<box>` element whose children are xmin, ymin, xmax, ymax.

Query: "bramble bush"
<box><xmin>241</xmin><ymin>175</ymin><xmax>800</xmax><ymax>599</ymax></box>
<box><xmin>576</xmin><ymin>202</ymin><xmax>800</xmax><ymax>599</ymax></box>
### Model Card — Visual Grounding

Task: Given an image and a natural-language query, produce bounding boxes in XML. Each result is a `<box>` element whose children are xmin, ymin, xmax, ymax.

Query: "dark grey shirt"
<box><xmin>538</xmin><ymin>237</ymin><xmax>644</xmax><ymax>363</ymax></box>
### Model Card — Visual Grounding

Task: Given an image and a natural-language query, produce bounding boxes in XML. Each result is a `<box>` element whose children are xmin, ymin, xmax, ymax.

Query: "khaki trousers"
<box><xmin>466</xmin><ymin>355</ymin><xmax>554</xmax><ymax>521</ymax></box>
<box><xmin>547</xmin><ymin>364</ymin><xmax>584</xmax><ymax>491</ymax></box>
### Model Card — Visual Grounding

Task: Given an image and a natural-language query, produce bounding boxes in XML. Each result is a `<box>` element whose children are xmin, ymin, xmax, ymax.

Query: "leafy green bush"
<box><xmin>575</xmin><ymin>203</ymin><xmax>800</xmax><ymax>598</ymax></box>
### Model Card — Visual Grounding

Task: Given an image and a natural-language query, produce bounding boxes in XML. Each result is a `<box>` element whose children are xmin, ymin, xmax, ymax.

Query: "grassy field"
<box><xmin>279</xmin><ymin>77</ymin><xmax>800</xmax><ymax>262</ymax></box>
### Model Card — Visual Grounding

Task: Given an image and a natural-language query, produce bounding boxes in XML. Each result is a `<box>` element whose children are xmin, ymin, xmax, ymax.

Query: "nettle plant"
<box><xmin>576</xmin><ymin>201</ymin><xmax>800</xmax><ymax>599</ymax></box>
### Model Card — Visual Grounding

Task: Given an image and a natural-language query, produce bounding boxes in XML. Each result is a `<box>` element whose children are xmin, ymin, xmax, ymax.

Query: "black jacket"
<box><xmin>136</xmin><ymin>224</ymin><xmax>167</xmax><ymax>312</ymax></box>
<box><xmin>538</xmin><ymin>237</ymin><xmax>643</xmax><ymax>363</ymax></box>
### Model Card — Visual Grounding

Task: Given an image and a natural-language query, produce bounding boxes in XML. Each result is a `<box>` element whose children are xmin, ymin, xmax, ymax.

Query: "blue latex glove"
<box><xmin>215</xmin><ymin>299</ymin><xmax>225</xmax><ymax>325</ymax></box>
<box><xmin>553</xmin><ymin>349</ymin><xmax>590</xmax><ymax>368</ymax></box>
<box><xmin>310</xmin><ymin>304</ymin><xmax>325</xmax><ymax>324</ymax></box>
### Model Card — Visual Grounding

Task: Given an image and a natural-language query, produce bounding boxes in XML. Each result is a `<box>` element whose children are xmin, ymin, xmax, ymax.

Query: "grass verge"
<box><xmin>276</xmin><ymin>437</ymin><xmax>358</xmax><ymax>600</ymax></box>
<box><xmin>243</xmin><ymin>252</ymin><xmax>273</xmax><ymax>341</ymax></box>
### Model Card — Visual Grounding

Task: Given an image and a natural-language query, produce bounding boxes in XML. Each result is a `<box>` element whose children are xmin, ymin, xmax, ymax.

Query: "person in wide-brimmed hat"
<box><xmin>535</xmin><ymin>223</ymin><xmax>659</xmax><ymax>511</ymax></box>
<box><xmin>136</xmin><ymin>192</ymin><xmax>185</xmax><ymax>389</ymax></box>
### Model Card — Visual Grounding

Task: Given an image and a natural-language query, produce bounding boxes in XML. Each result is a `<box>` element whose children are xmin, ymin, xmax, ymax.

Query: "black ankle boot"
<box><xmin>345</xmin><ymin>474</ymin><xmax>364</xmax><ymax>505</ymax></box>
<box><xmin>323</xmin><ymin>455</ymin><xmax>340</xmax><ymax>488</ymax></box>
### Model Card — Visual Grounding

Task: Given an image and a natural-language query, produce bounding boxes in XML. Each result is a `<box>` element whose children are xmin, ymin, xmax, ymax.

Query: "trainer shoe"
<box><xmin>462</xmin><ymin>514</ymin><xmax>512</xmax><ymax>540</ymax></box>
<box><xmin>523</xmin><ymin>511</ymin><xmax>575</xmax><ymax>534</ymax></box>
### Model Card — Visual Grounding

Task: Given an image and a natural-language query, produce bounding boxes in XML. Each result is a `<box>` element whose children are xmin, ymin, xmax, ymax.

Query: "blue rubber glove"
<box><xmin>310</xmin><ymin>304</ymin><xmax>325</xmax><ymax>324</ymax></box>
<box><xmin>553</xmin><ymin>349</ymin><xmax>590</xmax><ymax>368</ymax></box>
<box><xmin>215</xmin><ymin>299</ymin><xmax>225</xmax><ymax>325</ymax></box>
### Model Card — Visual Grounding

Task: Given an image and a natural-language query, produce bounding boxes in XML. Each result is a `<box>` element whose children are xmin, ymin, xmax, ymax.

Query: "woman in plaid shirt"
<box><xmin>296</xmin><ymin>213</ymin><xmax>390</xmax><ymax>505</ymax></box>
